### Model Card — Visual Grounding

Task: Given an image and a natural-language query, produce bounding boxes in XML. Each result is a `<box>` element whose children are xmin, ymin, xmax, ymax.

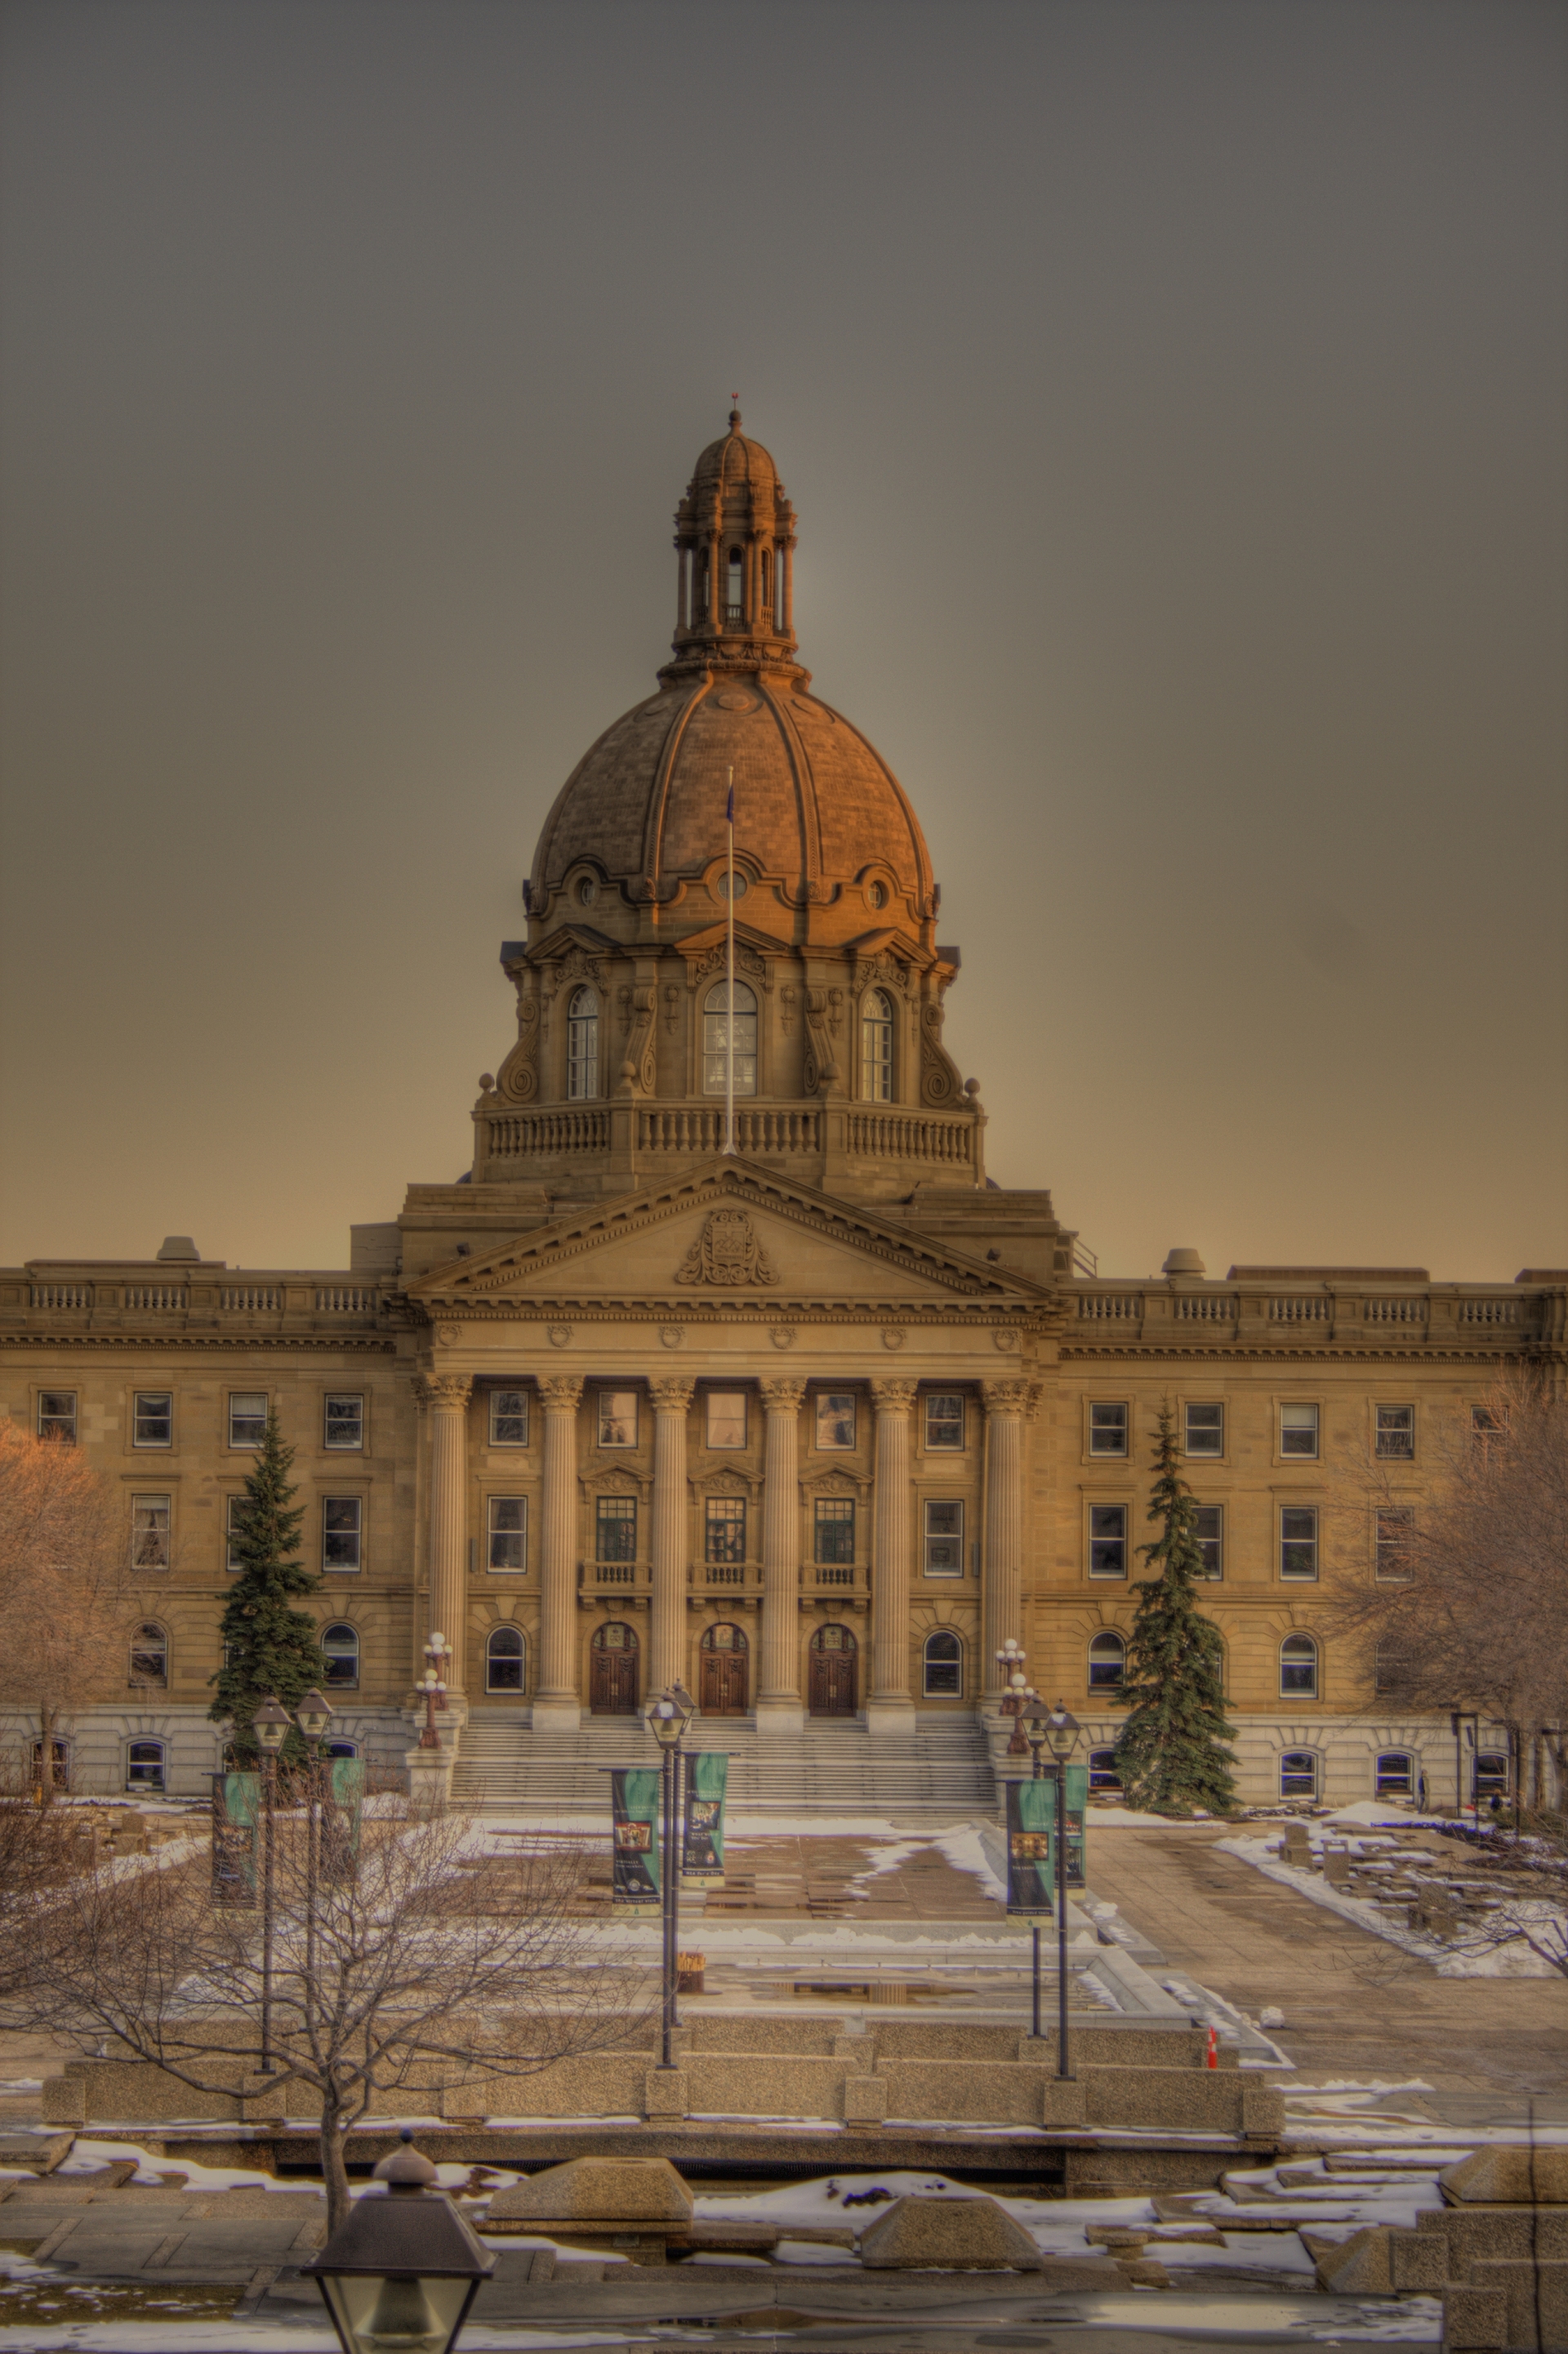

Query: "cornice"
<box><xmin>1058</xmin><ymin>1343</ymin><xmax>1540</xmax><ymax>1365</ymax></box>
<box><xmin>0</xmin><ymin>1335</ymin><xmax>398</xmax><ymax>1355</ymax></box>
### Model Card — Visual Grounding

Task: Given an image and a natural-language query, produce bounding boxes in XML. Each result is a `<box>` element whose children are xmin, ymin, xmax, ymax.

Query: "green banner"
<box><xmin>212</xmin><ymin>1771</ymin><xmax>259</xmax><ymax>1907</ymax></box>
<box><xmin>1004</xmin><ymin>1767</ymin><xmax>1087</xmax><ymax>1915</ymax></box>
<box><xmin>322</xmin><ymin>1757</ymin><xmax>365</xmax><ymax>1882</ymax></box>
<box><xmin>682</xmin><ymin>1752</ymin><xmax>727</xmax><ymax>1886</ymax></box>
<box><xmin>611</xmin><ymin>1768</ymin><xmax>662</xmax><ymax>1914</ymax></box>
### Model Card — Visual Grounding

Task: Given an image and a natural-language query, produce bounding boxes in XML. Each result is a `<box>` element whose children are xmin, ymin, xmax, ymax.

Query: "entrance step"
<box><xmin>448</xmin><ymin>1714</ymin><xmax>996</xmax><ymax>1815</ymax></box>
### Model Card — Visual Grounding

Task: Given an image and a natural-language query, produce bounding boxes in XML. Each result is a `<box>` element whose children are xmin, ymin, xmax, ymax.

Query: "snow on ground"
<box><xmin>1214</xmin><ymin>1831</ymin><xmax>1561</xmax><ymax>1977</ymax></box>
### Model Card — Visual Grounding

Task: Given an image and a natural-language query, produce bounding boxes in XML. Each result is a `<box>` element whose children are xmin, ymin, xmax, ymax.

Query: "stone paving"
<box><xmin>1086</xmin><ymin>1826</ymin><xmax>1568</xmax><ymax>2096</ymax></box>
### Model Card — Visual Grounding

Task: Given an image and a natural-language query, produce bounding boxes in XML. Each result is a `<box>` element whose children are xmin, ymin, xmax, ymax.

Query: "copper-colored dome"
<box><xmin>531</xmin><ymin>672</ymin><xmax>934</xmax><ymax>913</ymax></box>
<box><xmin>688</xmin><ymin>410</ymin><xmax>779</xmax><ymax>494</ymax></box>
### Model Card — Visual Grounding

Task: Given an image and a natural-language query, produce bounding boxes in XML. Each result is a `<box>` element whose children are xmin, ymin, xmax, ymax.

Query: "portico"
<box><xmin>408</xmin><ymin>1167</ymin><xmax>1043</xmax><ymax>1745</ymax></box>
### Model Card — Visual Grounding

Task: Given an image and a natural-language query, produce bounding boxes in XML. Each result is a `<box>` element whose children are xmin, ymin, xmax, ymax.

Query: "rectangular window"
<box><xmin>489</xmin><ymin>1389</ymin><xmax>529</xmax><ymax>1447</ymax></box>
<box><xmin>1375</xmin><ymin>1404</ymin><xmax>1414</xmax><ymax>1459</ymax></box>
<box><xmin>814</xmin><ymin>1497</ymin><xmax>855</xmax><ymax>1564</ymax></box>
<box><xmin>1089</xmin><ymin>1402</ymin><xmax>1129</xmax><ymax>1456</ymax></box>
<box><xmin>597</xmin><ymin>1390</ymin><xmax>639</xmax><ymax>1449</ymax></box>
<box><xmin>924</xmin><ymin>1499</ymin><xmax>964</xmax><ymax>1576</ymax></box>
<box><xmin>1183</xmin><ymin>1402</ymin><xmax>1224</xmax><ymax>1457</ymax></box>
<box><xmin>1089</xmin><ymin>1504</ymin><xmax>1128</xmax><ymax>1578</ymax></box>
<box><xmin>705</xmin><ymin>1391</ymin><xmax>747</xmax><ymax>1450</ymax></box>
<box><xmin>705</xmin><ymin>1496</ymin><xmax>746</xmax><ymax>1563</ymax></box>
<box><xmin>488</xmin><ymin>1496</ymin><xmax>527</xmax><ymax>1572</ymax></box>
<box><xmin>37</xmin><ymin>1391</ymin><xmax>77</xmax><ymax>1442</ymax></box>
<box><xmin>1193</xmin><ymin>1504</ymin><xmax>1223</xmax><ymax>1579</ymax></box>
<box><xmin>225</xmin><ymin>1496</ymin><xmax>246</xmax><ymax>1572</ymax></box>
<box><xmin>132</xmin><ymin>1392</ymin><xmax>172</xmax><ymax>1448</ymax></box>
<box><xmin>1375</xmin><ymin>1506</ymin><xmax>1415</xmax><ymax>1581</ymax></box>
<box><xmin>229</xmin><ymin>1393</ymin><xmax>268</xmax><ymax>1449</ymax></box>
<box><xmin>323</xmin><ymin>1496</ymin><xmax>363</xmax><ymax>1572</ymax></box>
<box><xmin>131</xmin><ymin>1495</ymin><xmax>171</xmax><ymax>1570</ymax></box>
<box><xmin>1280</xmin><ymin>1402</ymin><xmax>1320</xmax><ymax>1458</ymax></box>
<box><xmin>1281</xmin><ymin>1505</ymin><xmax>1318</xmax><ymax>1580</ymax></box>
<box><xmin>595</xmin><ymin>1496</ymin><xmax>637</xmax><ymax>1563</ymax></box>
<box><xmin>924</xmin><ymin>1393</ymin><xmax>964</xmax><ymax>1451</ymax></box>
<box><xmin>323</xmin><ymin>1393</ymin><xmax>363</xmax><ymax>1451</ymax></box>
<box><xmin>816</xmin><ymin>1393</ymin><xmax>857</xmax><ymax>1451</ymax></box>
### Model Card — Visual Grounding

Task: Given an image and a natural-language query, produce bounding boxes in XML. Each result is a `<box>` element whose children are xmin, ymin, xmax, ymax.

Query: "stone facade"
<box><xmin>3</xmin><ymin>414</ymin><xmax>1564</xmax><ymax>1806</ymax></box>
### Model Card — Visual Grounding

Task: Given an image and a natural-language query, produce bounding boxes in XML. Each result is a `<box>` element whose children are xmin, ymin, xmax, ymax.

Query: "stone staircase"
<box><xmin>448</xmin><ymin>1713</ymin><xmax>996</xmax><ymax>1816</ymax></box>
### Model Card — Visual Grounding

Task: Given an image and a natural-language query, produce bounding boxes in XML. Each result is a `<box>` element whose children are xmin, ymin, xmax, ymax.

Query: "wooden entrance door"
<box><xmin>699</xmin><ymin>1624</ymin><xmax>748</xmax><ymax>1715</ymax></box>
<box><xmin>808</xmin><ymin>1625</ymin><xmax>857</xmax><ymax>1716</ymax></box>
<box><xmin>590</xmin><ymin>1622</ymin><xmax>639</xmax><ymax>1715</ymax></box>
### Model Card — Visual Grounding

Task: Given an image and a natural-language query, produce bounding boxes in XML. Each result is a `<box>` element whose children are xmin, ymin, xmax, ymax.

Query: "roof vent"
<box><xmin>1162</xmin><ymin>1246</ymin><xmax>1206</xmax><ymax>1277</ymax></box>
<box><xmin>156</xmin><ymin>1235</ymin><xmax>200</xmax><ymax>1262</ymax></box>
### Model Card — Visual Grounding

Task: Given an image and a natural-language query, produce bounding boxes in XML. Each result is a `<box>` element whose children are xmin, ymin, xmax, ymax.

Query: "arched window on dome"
<box><xmin>862</xmin><ymin>990</ymin><xmax>893</xmax><ymax>1103</ymax></box>
<box><xmin>567</xmin><ymin>987</ymin><xmax>599</xmax><ymax>1100</ymax></box>
<box><xmin>725</xmin><ymin>547</ymin><xmax>743</xmax><ymax>621</ymax></box>
<box><xmin>702</xmin><ymin>981</ymin><xmax>757</xmax><ymax>1098</ymax></box>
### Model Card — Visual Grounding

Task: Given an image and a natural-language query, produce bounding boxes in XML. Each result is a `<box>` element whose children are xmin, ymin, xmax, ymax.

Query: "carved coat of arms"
<box><xmin>676</xmin><ymin>1209</ymin><xmax>778</xmax><ymax>1288</ymax></box>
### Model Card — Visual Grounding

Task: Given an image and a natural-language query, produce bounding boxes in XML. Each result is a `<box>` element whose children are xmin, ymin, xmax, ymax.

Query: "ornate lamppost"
<box><xmin>1043</xmin><ymin>1698</ymin><xmax>1080</xmax><ymax>2081</ymax></box>
<box><xmin>303</xmin><ymin>2128</ymin><xmax>493</xmax><ymax>2354</ymax></box>
<box><xmin>251</xmin><ymin>1696</ymin><xmax>291</xmax><ymax>2075</ymax></box>
<box><xmin>646</xmin><ymin>1683</ymin><xmax>696</xmax><ymax>2067</ymax></box>
<box><xmin>294</xmin><ymin>1689</ymin><xmax>333</xmax><ymax>1988</ymax></box>
<box><xmin>996</xmin><ymin>1640</ymin><xmax>1034</xmax><ymax>1758</ymax></box>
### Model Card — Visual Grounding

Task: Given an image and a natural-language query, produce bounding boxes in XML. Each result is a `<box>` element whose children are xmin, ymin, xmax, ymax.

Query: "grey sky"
<box><xmin>2</xmin><ymin>0</ymin><xmax>1563</xmax><ymax>1278</ymax></box>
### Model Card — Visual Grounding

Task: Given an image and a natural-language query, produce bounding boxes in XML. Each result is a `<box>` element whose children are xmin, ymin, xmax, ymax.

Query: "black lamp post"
<box><xmin>302</xmin><ymin>2128</ymin><xmax>493</xmax><ymax>2354</ymax></box>
<box><xmin>251</xmin><ymin>1696</ymin><xmax>291</xmax><ymax>2075</ymax></box>
<box><xmin>646</xmin><ymin>1683</ymin><xmax>696</xmax><ymax>2067</ymax></box>
<box><xmin>1022</xmin><ymin>1699</ymin><xmax>1050</xmax><ymax>2040</ymax></box>
<box><xmin>295</xmin><ymin>1688</ymin><xmax>332</xmax><ymax>1990</ymax></box>
<box><xmin>1044</xmin><ymin>1698</ymin><xmax>1080</xmax><ymax>2081</ymax></box>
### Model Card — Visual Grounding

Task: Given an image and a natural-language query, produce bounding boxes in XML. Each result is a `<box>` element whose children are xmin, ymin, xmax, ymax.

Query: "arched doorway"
<box><xmin>590</xmin><ymin>1621</ymin><xmax>639</xmax><ymax>1715</ymax></box>
<box><xmin>808</xmin><ymin>1623</ymin><xmax>858</xmax><ymax>1717</ymax></box>
<box><xmin>699</xmin><ymin>1622</ymin><xmax>748</xmax><ymax>1715</ymax></box>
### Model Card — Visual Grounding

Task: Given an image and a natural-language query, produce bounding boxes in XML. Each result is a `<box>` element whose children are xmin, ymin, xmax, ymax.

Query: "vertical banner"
<box><xmin>321</xmin><ymin>1758</ymin><xmax>365</xmax><ymax>1883</ymax></box>
<box><xmin>1004</xmin><ymin>1775</ymin><xmax>1054</xmax><ymax>1915</ymax></box>
<box><xmin>681</xmin><ymin>1752</ymin><xmax>728</xmax><ymax>1887</ymax></box>
<box><xmin>1005</xmin><ymin>1768</ymin><xmax>1089</xmax><ymax>1914</ymax></box>
<box><xmin>212</xmin><ymin>1770</ymin><xmax>259</xmax><ymax>1907</ymax></box>
<box><xmin>611</xmin><ymin>1768</ymin><xmax>662</xmax><ymax>1915</ymax></box>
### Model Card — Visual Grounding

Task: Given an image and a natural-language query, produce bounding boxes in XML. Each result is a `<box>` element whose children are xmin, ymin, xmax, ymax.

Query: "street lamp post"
<box><xmin>646</xmin><ymin>1683</ymin><xmax>696</xmax><ymax>2068</ymax></box>
<box><xmin>417</xmin><ymin>1634</ymin><xmax>451</xmax><ymax>1750</ymax></box>
<box><xmin>1022</xmin><ymin>1700</ymin><xmax>1050</xmax><ymax>2040</ymax></box>
<box><xmin>996</xmin><ymin>1641</ymin><xmax>1032</xmax><ymax>1758</ymax></box>
<box><xmin>251</xmin><ymin>1696</ymin><xmax>291</xmax><ymax>2075</ymax></box>
<box><xmin>1044</xmin><ymin>1699</ymin><xmax>1080</xmax><ymax>2081</ymax></box>
<box><xmin>302</xmin><ymin>2127</ymin><xmax>493</xmax><ymax>2354</ymax></box>
<box><xmin>295</xmin><ymin>1689</ymin><xmax>333</xmax><ymax>1999</ymax></box>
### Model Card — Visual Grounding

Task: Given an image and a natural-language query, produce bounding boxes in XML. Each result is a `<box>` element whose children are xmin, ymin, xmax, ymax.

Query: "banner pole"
<box><xmin>724</xmin><ymin>767</ymin><xmax>736</xmax><ymax>1154</ymax></box>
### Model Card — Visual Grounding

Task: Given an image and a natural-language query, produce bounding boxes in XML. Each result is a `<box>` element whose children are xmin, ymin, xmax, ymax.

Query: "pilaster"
<box><xmin>866</xmin><ymin>1377</ymin><xmax>918</xmax><ymax>1734</ymax></box>
<box><xmin>536</xmin><ymin>1375</ymin><xmax>584</xmax><ymax>1726</ymax></box>
<box><xmin>757</xmin><ymin>1376</ymin><xmax>806</xmax><ymax>1730</ymax></box>
<box><xmin>649</xmin><ymin>1378</ymin><xmax>694</xmax><ymax>1696</ymax></box>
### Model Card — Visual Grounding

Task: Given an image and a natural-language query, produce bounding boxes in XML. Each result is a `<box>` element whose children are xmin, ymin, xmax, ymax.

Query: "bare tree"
<box><xmin>1331</xmin><ymin>1372</ymin><xmax>1568</xmax><ymax>1808</ymax></box>
<box><xmin>11</xmin><ymin>1799</ymin><xmax>648</xmax><ymax>2231</ymax></box>
<box><xmin>0</xmin><ymin>1424</ymin><xmax>145</xmax><ymax>1801</ymax></box>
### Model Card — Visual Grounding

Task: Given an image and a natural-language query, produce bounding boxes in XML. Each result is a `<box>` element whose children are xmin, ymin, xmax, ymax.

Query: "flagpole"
<box><xmin>724</xmin><ymin>766</ymin><xmax>736</xmax><ymax>1155</ymax></box>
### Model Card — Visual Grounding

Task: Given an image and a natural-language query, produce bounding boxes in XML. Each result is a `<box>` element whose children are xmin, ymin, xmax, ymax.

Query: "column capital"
<box><xmin>758</xmin><ymin>1376</ymin><xmax>806</xmax><ymax>1411</ymax></box>
<box><xmin>427</xmin><ymin>1373</ymin><xmax>472</xmax><ymax>1412</ymax></box>
<box><xmin>982</xmin><ymin>1377</ymin><xmax>1036</xmax><ymax>1416</ymax></box>
<box><xmin>649</xmin><ymin>1376</ymin><xmax>696</xmax><ymax>1414</ymax></box>
<box><xmin>870</xmin><ymin>1377</ymin><xmax>918</xmax><ymax>1415</ymax></box>
<box><xmin>538</xmin><ymin>1375</ymin><xmax>584</xmax><ymax>1412</ymax></box>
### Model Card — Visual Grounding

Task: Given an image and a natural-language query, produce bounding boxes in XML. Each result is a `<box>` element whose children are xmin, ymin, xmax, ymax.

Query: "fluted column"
<box><xmin>649</xmin><ymin>1379</ymin><xmax>693</xmax><ymax>1698</ymax></box>
<box><xmin>867</xmin><ymin>1379</ymin><xmax>918</xmax><ymax>1734</ymax></box>
<box><xmin>982</xmin><ymin>1380</ymin><xmax>1031</xmax><ymax>1705</ymax></box>
<box><xmin>535</xmin><ymin>1375</ymin><xmax>583</xmax><ymax>1725</ymax></box>
<box><xmin>757</xmin><ymin>1378</ymin><xmax>805</xmax><ymax>1730</ymax></box>
<box><xmin>426</xmin><ymin>1375</ymin><xmax>471</xmax><ymax>1702</ymax></box>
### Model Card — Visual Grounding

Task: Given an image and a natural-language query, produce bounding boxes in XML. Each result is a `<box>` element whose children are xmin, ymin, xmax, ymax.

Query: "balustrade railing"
<box><xmin>221</xmin><ymin>1286</ymin><xmax>280</xmax><ymax>1313</ymax></box>
<box><xmin>1269</xmin><ymin>1298</ymin><xmax>1330</xmax><ymax>1322</ymax></box>
<box><xmin>845</xmin><ymin>1109</ymin><xmax>973</xmax><ymax>1165</ymax></box>
<box><xmin>315</xmin><ymin>1287</ymin><xmax>377</xmax><ymax>1313</ymax></box>
<box><xmin>122</xmin><ymin>1286</ymin><xmax>185</xmax><ymax>1312</ymax></box>
<box><xmin>1365</xmin><ymin>1299</ymin><xmax>1426</xmax><ymax>1322</ymax></box>
<box><xmin>1458</xmin><ymin>1300</ymin><xmax>1519</xmax><ymax>1326</ymax></box>
<box><xmin>487</xmin><ymin>1108</ymin><xmax>609</xmax><ymax>1158</ymax></box>
<box><xmin>30</xmin><ymin>1283</ymin><xmax>90</xmax><ymax>1311</ymax></box>
<box><xmin>1174</xmin><ymin>1296</ymin><xmax>1236</xmax><ymax>1321</ymax></box>
<box><xmin>1077</xmin><ymin>1295</ymin><xmax>1141</xmax><ymax>1320</ymax></box>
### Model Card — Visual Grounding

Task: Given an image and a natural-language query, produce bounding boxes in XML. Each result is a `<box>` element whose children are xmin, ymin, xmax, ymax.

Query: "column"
<box><xmin>867</xmin><ymin>1380</ymin><xmax>918</xmax><ymax>1734</ymax></box>
<box><xmin>757</xmin><ymin>1378</ymin><xmax>805</xmax><ymax>1731</ymax></box>
<box><xmin>534</xmin><ymin>1375</ymin><xmax>583</xmax><ymax>1726</ymax></box>
<box><xmin>649</xmin><ymin>1380</ymin><xmax>693</xmax><ymax>1698</ymax></box>
<box><xmin>426</xmin><ymin>1375</ymin><xmax>471</xmax><ymax>1704</ymax></box>
<box><xmin>982</xmin><ymin>1380</ymin><xmax>1031</xmax><ymax>1705</ymax></box>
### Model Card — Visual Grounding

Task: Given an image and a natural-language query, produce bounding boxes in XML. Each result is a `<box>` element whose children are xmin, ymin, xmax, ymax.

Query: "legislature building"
<box><xmin>4</xmin><ymin>414</ymin><xmax>1562</xmax><ymax>1811</ymax></box>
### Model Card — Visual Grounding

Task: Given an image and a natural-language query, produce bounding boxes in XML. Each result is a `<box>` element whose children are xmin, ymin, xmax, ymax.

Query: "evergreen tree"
<box><xmin>1112</xmin><ymin>1403</ymin><xmax>1237</xmax><ymax>1816</ymax></box>
<box><xmin>208</xmin><ymin>1414</ymin><xmax>322</xmax><ymax>1763</ymax></box>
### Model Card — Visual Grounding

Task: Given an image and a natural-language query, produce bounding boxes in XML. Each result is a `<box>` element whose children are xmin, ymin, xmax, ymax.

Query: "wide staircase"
<box><xmin>449</xmin><ymin>1712</ymin><xmax>996</xmax><ymax>1816</ymax></box>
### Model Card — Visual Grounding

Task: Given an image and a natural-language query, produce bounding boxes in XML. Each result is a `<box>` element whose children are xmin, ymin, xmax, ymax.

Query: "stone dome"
<box><xmin>688</xmin><ymin>410</ymin><xmax>779</xmax><ymax>495</ymax></box>
<box><xmin>530</xmin><ymin>675</ymin><xmax>934</xmax><ymax>915</ymax></box>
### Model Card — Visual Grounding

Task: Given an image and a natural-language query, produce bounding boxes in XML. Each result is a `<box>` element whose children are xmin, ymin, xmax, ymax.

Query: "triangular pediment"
<box><xmin>408</xmin><ymin>1161</ymin><xmax>1048</xmax><ymax>1313</ymax></box>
